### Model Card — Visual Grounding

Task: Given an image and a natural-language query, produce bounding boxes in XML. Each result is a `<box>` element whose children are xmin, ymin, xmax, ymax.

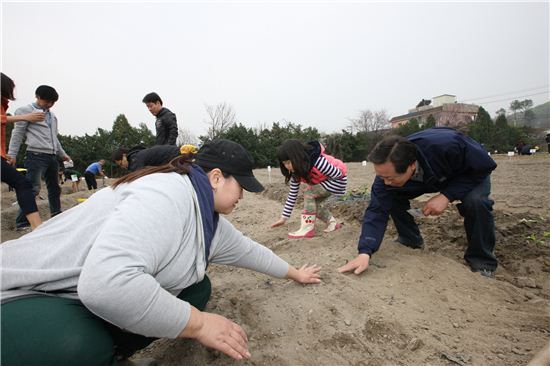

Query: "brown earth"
<box><xmin>2</xmin><ymin>155</ymin><xmax>549</xmax><ymax>365</ymax></box>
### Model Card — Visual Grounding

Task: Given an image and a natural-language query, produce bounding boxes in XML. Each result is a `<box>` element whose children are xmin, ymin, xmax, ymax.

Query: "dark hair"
<box><xmin>1</xmin><ymin>73</ymin><xmax>16</xmax><ymax>100</ymax></box>
<box><xmin>367</xmin><ymin>135</ymin><xmax>417</xmax><ymax>174</ymax></box>
<box><xmin>276</xmin><ymin>139</ymin><xmax>313</xmax><ymax>184</ymax></box>
<box><xmin>111</xmin><ymin>147</ymin><xmax>130</xmax><ymax>162</ymax></box>
<box><xmin>35</xmin><ymin>85</ymin><xmax>59</xmax><ymax>102</ymax></box>
<box><xmin>112</xmin><ymin>155</ymin><xmax>191</xmax><ymax>188</ymax></box>
<box><xmin>142</xmin><ymin>92</ymin><xmax>162</xmax><ymax>105</ymax></box>
<box><xmin>111</xmin><ymin>153</ymin><xmax>229</xmax><ymax>189</ymax></box>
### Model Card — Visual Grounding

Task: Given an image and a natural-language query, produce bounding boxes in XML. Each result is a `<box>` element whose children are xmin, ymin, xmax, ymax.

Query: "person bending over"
<box><xmin>1</xmin><ymin>139</ymin><xmax>320</xmax><ymax>366</ymax></box>
<box><xmin>339</xmin><ymin>128</ymin><xmax>497</xmax><ymax>278</ymax></box>
<box><xmin>271</xmin><ymin>139</ymin><xmax>347</xmax><ymax>238</ymax></box>
<box><xmin>112</xmin><ymin>145</ymin><xmax>181</xmax><ymax>172</ymax></box>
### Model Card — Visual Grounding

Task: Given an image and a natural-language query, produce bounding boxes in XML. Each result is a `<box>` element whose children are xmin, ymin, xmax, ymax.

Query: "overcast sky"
<box><xmin>2</xmin><ymin>1</ymin><xmax>549</xmax><ymax>139</ymax></box>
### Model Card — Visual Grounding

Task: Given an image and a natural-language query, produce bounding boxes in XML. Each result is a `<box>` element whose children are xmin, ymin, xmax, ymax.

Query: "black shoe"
<box><xmin>472</xmin><ymin>268</ymin><xmax>494</xmax><ymax>278</ymax></box>
<box><xmin>394</xmin><ymin>236</ymin><xmax>424</xmax><ymax>249</ymax></box>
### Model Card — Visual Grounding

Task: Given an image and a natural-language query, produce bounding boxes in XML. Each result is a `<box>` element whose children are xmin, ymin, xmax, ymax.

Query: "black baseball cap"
<box><xmin>195</xmin><ymin>139</ymin><xmax>264</xmax><ymax>193</ymax></box>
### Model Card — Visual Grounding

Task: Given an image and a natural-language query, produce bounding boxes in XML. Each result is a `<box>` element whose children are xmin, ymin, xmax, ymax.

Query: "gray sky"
<box><xmin>2</xmin><ymin>1</ymin><xmax>549</xmax><ymax>138</ymax></box>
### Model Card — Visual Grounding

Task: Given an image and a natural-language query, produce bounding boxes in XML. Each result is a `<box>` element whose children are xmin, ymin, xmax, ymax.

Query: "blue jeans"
<box><xmin>390</xmin><ymin>176</ymin><xmax>497</xmax><ymax>271</ymax></box>
<box><xmin>16</xmin><ymin>152</ymin><xmax>61</xmax><ymax>228</ymax></box>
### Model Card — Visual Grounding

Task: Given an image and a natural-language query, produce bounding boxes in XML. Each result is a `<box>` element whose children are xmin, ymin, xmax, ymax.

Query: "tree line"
<box><xmin>213</xmin><ymin>106</ymin><xmax>535</xmax><ymax>168</ymax></box>
<box><xmin>6</xmin><ymin>104</ymin><xmax>538</xmax><ymax>179</ymax></box>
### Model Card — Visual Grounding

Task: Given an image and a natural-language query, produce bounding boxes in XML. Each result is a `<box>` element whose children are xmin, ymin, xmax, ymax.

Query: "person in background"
<box><xmin>270</xmin><ymin>139</ymin><xmax>347</xmax><ymax>238</ymax></box>
<box><xmin>1</xmin><ymin>139</ymin><xmax>320</xmax><ymax>366</ymax></box>
<box><xmin>142</xmin><ymin>92</ymin><xmax>178</xmax><ymax>146</ymax></box>
<box><xmin>0</xmin><ymin>73</ymin><xmax>43</xmax><ymax>230</ymax></box>
<box><xmin>545</xmin><ymin>133</ymin><xmax>550</xmax><ymax>154</ymax></box>
<box><xmin>84</xmin><ymin>159</ymin><xmax>106</xmax><ymax>190</ymax></box>
<box><xmin>339</xmin><ymin>128</ymin><xmax>498</xmax><ymax>278</ymax></box>
<box><xmin>516</xmin><ymin>140</ymin><xmax>525</xmax><ymax>155</ymax></box>
<box><xmin>63</xmin><ymin>168</ymin><xmax>82</xmax><ymax>193</ymax></box>
<box><xmin>7</xmin><ymin>83</ymin><xmax>70</xmax><ymax>230</ymax></box>
<box><xmin>112</xmin><ymin>145</ymin><xmax>181</xmax><ymax>172</ymax></box>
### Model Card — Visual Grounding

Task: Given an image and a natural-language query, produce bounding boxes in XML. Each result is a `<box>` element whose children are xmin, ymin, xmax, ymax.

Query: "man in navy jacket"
<box><xmin>339</xmin><ymin>128</ymin><xmax>497</xmax><ymax>277</ymax></box>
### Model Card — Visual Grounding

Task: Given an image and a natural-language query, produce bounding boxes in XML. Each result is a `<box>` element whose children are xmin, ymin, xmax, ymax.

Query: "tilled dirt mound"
<box><xmin>2</xmin><ymin>157</ymin><xmax>549</xmax><ymax>365</ymax></box>
<box><xmin>262</xmin><ymin>183</ymin><xmax>550</xmax><ymax>301</ymax></box>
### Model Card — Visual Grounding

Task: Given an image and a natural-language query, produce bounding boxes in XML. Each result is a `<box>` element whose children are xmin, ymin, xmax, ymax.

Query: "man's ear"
<box><xmin>208</xmin><ymin>168</ymin><xmax>223</xmax><ymax>189</ymax></box>
<box><xmin>407</xmin><ymin>161</ymin><xmax>418</xmax><ymax>176</ymax></box>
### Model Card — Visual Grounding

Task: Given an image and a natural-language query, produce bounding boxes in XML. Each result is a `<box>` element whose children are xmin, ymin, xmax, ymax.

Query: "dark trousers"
<box><xmin>1</xmin><ymin>276</ymin><xmax>212</xmax><ymax>366</ymax></box>
<box><xmin>84</xmin><ymin>171</ymin><xmax>98</xmax><ymax>190</ymax></box>
<box><xmin>390</xmin><ymin>176</ymin><xmax>497</xmax><ymax>271</ymax></box>
<box><xmin>16</xmin><ymin>152</ymin><xmax>61</xmax><ymax>228</ymax></box>
<box><xmin>1</xmin><ymin>158</ymin><xmax>39</xmax><ymax>215</ymax></box>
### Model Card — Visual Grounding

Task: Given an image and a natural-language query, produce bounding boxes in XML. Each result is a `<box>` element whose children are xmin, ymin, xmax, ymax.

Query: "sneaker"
<box><xmin>15</xmin><ymin>225</ymin><xmax>31</xmax><ymax>233</ymax></box>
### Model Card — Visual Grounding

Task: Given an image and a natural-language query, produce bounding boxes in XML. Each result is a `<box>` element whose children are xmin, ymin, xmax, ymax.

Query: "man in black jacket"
<box><xmin>112</xmin><ymin>145</ymin><xmax>181</xmax><ymax>172</ymax></box>
<box><xmin>339</xmin><ymin>128</ymin><xmax>498</xmax><ymax>278</ymax></box>
<box><xmin>142</xmin><ymin>92</ymin><xmax>178</xmax><ymax>145</ymax></box>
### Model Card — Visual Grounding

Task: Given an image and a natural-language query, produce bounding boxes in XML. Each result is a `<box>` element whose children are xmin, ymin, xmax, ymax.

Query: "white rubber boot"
<box><xmin>288</xmin><ymin>214</ymin><xmax>316</xmax><ymax>239</ymax></box>
<box><xmin>323</xmin><ymin>216</ymin><xmax>343</xmax><ymax>233</ymax></box>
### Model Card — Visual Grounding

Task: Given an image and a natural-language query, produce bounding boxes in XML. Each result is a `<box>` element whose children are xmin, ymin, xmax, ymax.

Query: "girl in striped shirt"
<box><xmin>271</xmin><ymin>139</ymin><xmax>347</xmax><ymax>238</ymax></box>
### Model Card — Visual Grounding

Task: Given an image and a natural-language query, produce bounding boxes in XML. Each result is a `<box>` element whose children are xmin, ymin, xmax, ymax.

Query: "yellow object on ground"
<box><xmin>76</xmin><ymin>198</ymin><xmax>87</xmax><ymax>203</ymax></box>
<box><xmin>180</xmin><ymin>144</ymin><xmax>198</xmax><ymax>155</ymax></box>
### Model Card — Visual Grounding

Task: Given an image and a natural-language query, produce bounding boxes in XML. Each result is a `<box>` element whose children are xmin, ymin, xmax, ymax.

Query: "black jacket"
<box><xmin>155</xmin><ymin>107</ymin><xmax>178</xmax><ymax>145</ymax></box>
<box><xmin>127</xmin><ymin>145</ymin><xmax>181</xmax><ymax>172</ymax></box>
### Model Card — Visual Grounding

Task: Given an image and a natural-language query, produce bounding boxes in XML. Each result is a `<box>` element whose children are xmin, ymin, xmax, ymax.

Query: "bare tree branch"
<box><xmin>204</xmin><ymin>102</ymin><xmax>236</xmax><ymax>139</ymax></box>
<box><xmin>176</xmin><ymin>127</ymin><xmax>199</xmax><ymax>146</ymax></box>
<box><xmin>349</xmin><ymin>109</ymin><xmax>389</xmax><ymax>133</ymax></box>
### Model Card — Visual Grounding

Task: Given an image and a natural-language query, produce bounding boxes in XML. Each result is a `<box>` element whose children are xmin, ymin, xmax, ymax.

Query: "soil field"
<box><xmin>2</xmin><ymin>154</ymin><xmax>549</xmax><ymax>365</ymax></box>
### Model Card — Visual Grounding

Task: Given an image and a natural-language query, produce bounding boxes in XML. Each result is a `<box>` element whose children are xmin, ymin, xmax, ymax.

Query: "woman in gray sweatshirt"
<box><xmin>1</xmin><ymin>139</ymin><xmax>321</xmax><ymax>366</ymax></box>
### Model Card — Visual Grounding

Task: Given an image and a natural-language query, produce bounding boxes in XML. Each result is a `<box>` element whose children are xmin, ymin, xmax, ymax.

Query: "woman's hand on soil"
<box><xmin>286</xmin><ymin>264</ymin><xmax>321</xmax><ymax>284</ymax></box>
<box><xmin>197</xmin><ymin>312</ymin><xmax>250</xmax><ymax>360</ymax></box>
<box><xmin>270</xmin><ymin>218</ymin><xmax>287</xmax><ymax>228</ymax></box>
<box><xmin>180</xmin><ymin>308</ymin><xmax>250</xmax><ymax>360</ymax></box>
<box><xmin>296</xmin><ymin>264</ymin><xmax>322</xmax><ymax>284</ymax></box>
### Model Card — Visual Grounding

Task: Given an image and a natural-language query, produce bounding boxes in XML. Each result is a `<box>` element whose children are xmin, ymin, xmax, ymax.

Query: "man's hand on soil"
<box><xmin>337</xmin><ymin>254</ymin><xmax>370</xmax><ymax>275</ymax></box>
<box><xmin>423</xmin><ymin>194</ymin><xmax>450</xmax><ymax>216</ymax></box>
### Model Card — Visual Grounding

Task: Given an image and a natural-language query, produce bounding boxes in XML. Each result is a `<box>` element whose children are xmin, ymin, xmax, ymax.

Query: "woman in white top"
<box><xmin>1</xmin><ymin>139</ymin><xmax>320</xmax><ymax>366</ymax></box>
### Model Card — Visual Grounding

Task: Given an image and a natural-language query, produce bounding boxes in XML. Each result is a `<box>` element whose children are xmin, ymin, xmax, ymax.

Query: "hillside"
<box><xmin>510</xmin><ymin>101</ymin><xmax>550</xmax><ymax>128</ymax></box>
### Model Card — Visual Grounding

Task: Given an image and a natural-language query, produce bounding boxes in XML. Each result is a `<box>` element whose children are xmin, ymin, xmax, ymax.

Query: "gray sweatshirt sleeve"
<box><xmin>55</xmin><ymin>137</ymin><xmax>67</xmax><ymax>159</ymax></box>
<box><xmin>78</xmin><ymin>177</ymin><xmax>194</xmax><ymax>338</ymax></box>
<box><xmin>209</xmin><ymin>217</ymin><xmax>289</xmax><ymax>278</ymax></box>
<box><xmin>52</xmin><ymin>113</ymin><xmax>68</xmax><ymax>158</ymax></box>
<box><xmin>7</xmin><ymin>106</ymin><xmax>31</xmax><ymax>158</ymax></box>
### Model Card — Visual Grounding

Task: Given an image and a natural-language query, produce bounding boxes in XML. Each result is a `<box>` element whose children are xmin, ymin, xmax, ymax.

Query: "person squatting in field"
<box><xmin>339</xmin><ymin>127</ymin><xmax>498</xmax><ymax>278</ymax></box>
<box><xmin>1</xmin><ymin>139</ymin><xmax>321</xmax><ymax>366</ymax></box>
<box><xmin>271</xmin><ymin>139</ymin><xmax>347</xmax><ymax>238</ymax></box>
<box><xmin>111</xmin><ymin>145</ymin><xmax>182</xmax><ymax>173</ymax></box>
